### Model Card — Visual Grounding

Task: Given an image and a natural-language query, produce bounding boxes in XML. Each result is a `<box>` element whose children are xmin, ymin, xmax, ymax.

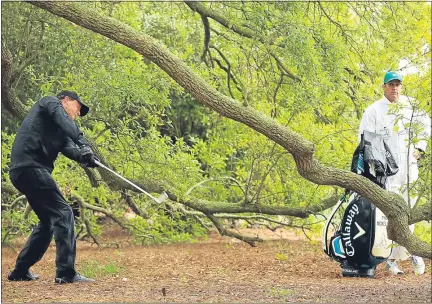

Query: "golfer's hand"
<box><xmin>79</xmin><ymin>146</ymin><xmax>99</xmax><ymax>168</ymax></box>
<box><xmin>87</xmin><ymin>156</ymin><xmax>99</xmax><ymax>168</ymax></box>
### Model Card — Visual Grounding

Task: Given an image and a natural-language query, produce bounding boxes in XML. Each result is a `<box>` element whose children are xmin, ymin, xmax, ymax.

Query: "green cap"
<box><xmin>383</xmin><ymin>71</ymin><xmax>403</xmax><ymax>84</ymax></box>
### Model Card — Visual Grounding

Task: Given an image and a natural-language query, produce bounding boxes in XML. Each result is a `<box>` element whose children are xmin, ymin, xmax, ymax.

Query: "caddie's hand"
<box><xmin>413</xmin><ymin>149</ymin><xmax>424</xmax><ymax>161</ymax></box>
<box><xmin>79</xmin><ymin>146</ymin><xmax>99</xmax><ymax>168</ymax></box>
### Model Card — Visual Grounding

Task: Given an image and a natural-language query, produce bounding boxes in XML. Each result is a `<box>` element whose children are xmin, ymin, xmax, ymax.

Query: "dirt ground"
<box><xmin>1</xmin><ymin>227</ymin><xmax>431</xmax><ymax>303</ymax></box>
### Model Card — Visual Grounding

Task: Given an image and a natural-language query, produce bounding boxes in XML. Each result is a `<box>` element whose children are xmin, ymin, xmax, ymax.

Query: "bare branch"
<box><xmin>206</xmin><ymin>213</ymin><xmax>263</xmax><ymax>246</ymax></box>
<box><xmin>121</xmin><ymin>190</ymin><xmax>149</xmax><ymax>219</ymax></box>
<box><xmin>72</xmin><ymin>192</ymin><xmax>101</xmax><ymax>248</ymax></box>
<box><xmin>185</xmin><ymin>1</ymin><xmax>300</xmax><ymax>82</ymax></box>
<box><xmin>200</xmin><ymin>14</ymin><xmax>210</xmax><ymax>61</ymax></box>
<box><xmin>9</xmin><ymin>195</ymin><xmax>27</xmax><ymax>209</ymax></box>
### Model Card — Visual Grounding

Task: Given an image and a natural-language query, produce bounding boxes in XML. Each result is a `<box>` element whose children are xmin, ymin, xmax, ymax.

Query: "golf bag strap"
<box><xmin>322</xmin><ymin>191</ymin><xmax>354</xmax><ymax>256</ymax></box>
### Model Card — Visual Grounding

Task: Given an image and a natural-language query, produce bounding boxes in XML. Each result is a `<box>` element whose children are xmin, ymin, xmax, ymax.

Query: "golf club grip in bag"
<box><xmin>322</xmin><ymin>192</ymin><xmax>392</xmax><ymax>277</ymax></box>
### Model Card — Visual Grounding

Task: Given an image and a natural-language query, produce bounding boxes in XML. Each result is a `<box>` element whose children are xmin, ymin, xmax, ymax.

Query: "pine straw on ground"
<box><xmin>2</xmin><ymin>228</ymin><xmax>431</xmax><ymax>303</ymax></box>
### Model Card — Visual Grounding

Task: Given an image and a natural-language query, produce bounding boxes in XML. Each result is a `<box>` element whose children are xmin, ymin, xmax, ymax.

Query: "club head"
<box><xmin>155</xmin><ymin>192</ymin><xmax>169</xmax><ymax>203</ymax></box>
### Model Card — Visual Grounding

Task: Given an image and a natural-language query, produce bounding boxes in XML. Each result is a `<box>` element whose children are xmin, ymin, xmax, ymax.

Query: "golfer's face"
<box><xmin>63</xmin><ymin>98</ymin><xmax>81</xmax><ymax>120</ymax></box>
<box><xmin>383</xmin><ymin>80</ymin><xmax>402</xmax><ymax>103</ymax></box>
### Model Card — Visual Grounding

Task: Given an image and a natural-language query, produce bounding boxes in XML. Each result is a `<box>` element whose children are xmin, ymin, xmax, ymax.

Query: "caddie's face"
<box><xmin>62</xmin><ymin>97</ymin><xmax>81</xmax><ymax>120</ymax></box>
<box><xmin>383</xmin><ymin>80</ymin><xmax>402</xmax><ymax>103</ymax></box>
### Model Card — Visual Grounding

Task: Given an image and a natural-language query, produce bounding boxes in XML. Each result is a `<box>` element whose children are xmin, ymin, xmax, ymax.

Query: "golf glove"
<box><xmin>79</xmin><ymin>146</ymin><xmax>99</xmax><ymax>168</ymax></box>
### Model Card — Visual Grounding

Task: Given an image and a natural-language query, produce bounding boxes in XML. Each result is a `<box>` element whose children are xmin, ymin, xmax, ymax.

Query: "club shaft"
<box><xmin>94</xmin><ymin>160</ymin><xmax>160</xmax><ymax>202</ymax></box>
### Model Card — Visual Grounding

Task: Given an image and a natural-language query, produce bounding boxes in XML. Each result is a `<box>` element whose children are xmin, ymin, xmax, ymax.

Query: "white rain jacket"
<box><xmin>359</xmin><ymin>95</ymin><xmax>431</xmax><ymax>260</ymax></box>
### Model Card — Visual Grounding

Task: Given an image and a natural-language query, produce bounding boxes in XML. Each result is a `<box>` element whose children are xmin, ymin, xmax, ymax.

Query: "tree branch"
<box><xmin>121</xmin><ymin>190</ymin><xmax>149</xmax><ymax>219</ymax></box>
<box><xmin>167</xmin><ymin>191</ymin><xmax>339</xmax><ymax>218</ymax></box>
<box><xmin>409</xmin><ymin>202</ymin><xmax>431</xmax><ymax>225</ymax></box>
<box><xmin>206</xmin><ymin>213</ymin><xmax>263</xmax><ymax>246</ymax></box>
<box><xmin>214</xmin><ymin>214</ymin><xmax>312</xmax><ymax>230</ymax></box>
<box><xmin>1</xmin><ymin>46</ymin><xmax>29</xmax><ymax>120</ymax></box>
<box><xmin>76</xmin><ymin>196</ymin><xmax>131</xmax><ymax>232</ymax></box>
<box><xmin>1</xmin><ymin>183</ymin><xmax>19</xmax><ymax>196</ymax></box>
<box><xmin>10</xmin><ymin>195</ymin><xmax>26</xmax><ymax>209</ymax></box>
<box><xmin>72</xmin><ymin>192</ymin><xmax>101</xmax><ymax>248</ymax></box>
<box><xmin>185</xmin><ymin>1</ymin><xmax>300</xmax><ymax>82</ymax></box>
<box><xmin>200</xmin><ymin>14</ymin><xmax>210</xmax><ymax>62</ymax></box>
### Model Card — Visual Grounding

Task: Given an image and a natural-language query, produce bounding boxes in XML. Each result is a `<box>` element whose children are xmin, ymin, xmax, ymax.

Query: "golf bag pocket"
<box><xmin>370</xmin><ymin>207</ymin><xmax>392</xmax><ymax>258</ymax></box>
<box><xmin>330</xmin><ymin>235</ymin><xmax>346</xmax><ymax>260</ymax></box>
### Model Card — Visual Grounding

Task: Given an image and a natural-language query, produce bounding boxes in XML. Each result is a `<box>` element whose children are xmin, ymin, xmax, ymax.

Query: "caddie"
<box><xmin>358</xmin><ymin>71</ymin><xmax>430</xmax><ymax>275</ymax></box>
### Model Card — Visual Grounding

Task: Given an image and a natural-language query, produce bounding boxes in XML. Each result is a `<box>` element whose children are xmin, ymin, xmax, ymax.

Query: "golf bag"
<box><xmin>322</xmin><ymin>131</ymin><xmax>398</xmax><ymax>278</ymax></box>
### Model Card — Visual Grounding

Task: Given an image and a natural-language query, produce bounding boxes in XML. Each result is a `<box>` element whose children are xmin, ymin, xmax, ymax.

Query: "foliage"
<box><xmin>128</xmin><ymin>212</ymin><xmax>207</xmax><ymax>245</ymax></box>
<box><xmin>1</xmin><ymin>207</ymin><xmax>38</xmax><ymax>245</ymax></box>
<box><xmin>415</xmin><ymin>221</ymin><xmax>432</xmax><ymax>245</ymax></box>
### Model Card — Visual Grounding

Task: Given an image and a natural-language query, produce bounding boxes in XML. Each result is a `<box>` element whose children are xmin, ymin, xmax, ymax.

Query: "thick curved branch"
<box><xmin>214</xmin><ymin>214</ymin><xmax>312</xmax><ymax>230</ymax></box>
<box><xmin>165</xmin><ymin>201</ymin><xmax>212</xmax><ymax>230</ymax></box>
<box><xmin>166</xmin><ymin>191</ymin><xmax>338</xmax><ymax>218</ymax></box>
<box><xmin>28</xmin><ymin>2</ymin><xmax>431</xmax><ymax>257</ymax></box>
<box><xmin>32</xmin><ymin>2</ymin><xmax>314</xmax><ymax>156</ymax></box>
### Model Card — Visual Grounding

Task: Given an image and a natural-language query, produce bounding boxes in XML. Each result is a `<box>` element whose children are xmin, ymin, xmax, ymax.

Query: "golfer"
<box><xmin>7</xmin><ymin>90</ymin><xmax>98</xmax><ymax>283</ymax></box>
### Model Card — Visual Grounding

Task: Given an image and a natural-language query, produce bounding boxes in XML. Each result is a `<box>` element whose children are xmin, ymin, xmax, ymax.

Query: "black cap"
<box><xmin>56</xmin><ymin>90</ymin><xmax>90</xmax><ymax>116</ymax></box>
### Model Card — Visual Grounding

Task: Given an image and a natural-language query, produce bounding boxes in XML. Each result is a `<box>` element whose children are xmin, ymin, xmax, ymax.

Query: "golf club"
<box><xmin>94</xmin><ymin>159</ymin><xmax>168</xmax><ymax>204</ymax></box>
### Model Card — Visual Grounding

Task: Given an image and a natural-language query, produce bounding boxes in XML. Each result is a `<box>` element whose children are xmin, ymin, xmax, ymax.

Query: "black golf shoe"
<box><xmin>55</xmin><ymin>273</ymin><xmax>94</xmax><ymax>284</ymax></box>
<box><xmin>8</xmin><ymin>270</ymin><xmax>40</xmax><ymax>281</ymax></box>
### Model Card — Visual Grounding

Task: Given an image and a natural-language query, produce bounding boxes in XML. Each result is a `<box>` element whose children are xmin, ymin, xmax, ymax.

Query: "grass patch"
<box><xmin>79</xmin><ymin>260</ymin><xmax>123</xmax><ymax>279</ymax></box>
<box><xmin>266</xmin><ymin>287</ymin><xmax>295</xmax><ymax>298</ymax></box>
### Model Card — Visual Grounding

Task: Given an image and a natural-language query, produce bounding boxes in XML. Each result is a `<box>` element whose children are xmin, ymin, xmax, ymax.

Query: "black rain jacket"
<box><xmin>10</xmin><ymin>96</ymin><xmax>89</xmax><ymax>173</ymax></box>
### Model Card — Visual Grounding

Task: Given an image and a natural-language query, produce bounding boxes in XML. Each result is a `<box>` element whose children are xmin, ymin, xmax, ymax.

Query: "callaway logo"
<box><xmin>353</xmin><ymin>222</ymin><xmax>366</xmax><ymax>240</ymax></box>
<box><xmin>341</xmin><ymin>203</ymin><xmax>360</xmax><ymax>256</ymax></box>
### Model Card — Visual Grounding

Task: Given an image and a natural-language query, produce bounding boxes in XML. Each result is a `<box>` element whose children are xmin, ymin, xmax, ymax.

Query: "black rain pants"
<box><xmin>9</xmin><ymin>167</ymin><xmax>77</xmax><ymax>278</ymax></box>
